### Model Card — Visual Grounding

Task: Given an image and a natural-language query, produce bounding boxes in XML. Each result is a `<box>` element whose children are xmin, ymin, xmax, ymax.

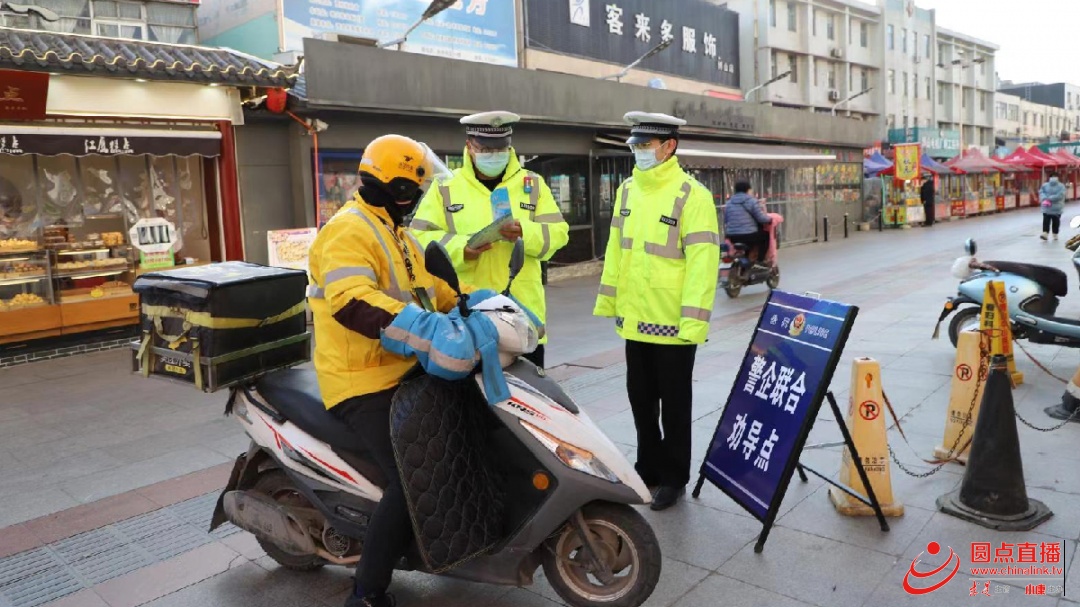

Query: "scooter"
<box><xmin>719</xmin><ymin>211</ymin><xmax>784</xmax><ymax>298</ymax></box>
<box><xmin>935</xmin><ymin>219</ymin><xmax>1080</xmax><ymax>349</ymax></box>
<box><xmin>209</xmin><ymin>239</ymin><xmax>661</xmax><ymax>607</ymax></box>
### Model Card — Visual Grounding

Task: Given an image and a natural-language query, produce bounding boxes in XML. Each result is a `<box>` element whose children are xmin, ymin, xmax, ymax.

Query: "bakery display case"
<box><xmin>0</xmin><ymin>242</ymin><xmax>60</xmax><ymax>344</ymax></box>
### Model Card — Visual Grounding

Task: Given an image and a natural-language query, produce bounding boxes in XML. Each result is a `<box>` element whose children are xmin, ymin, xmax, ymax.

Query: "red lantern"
<box><xmin>266</xmin><ymin>88</ymin><xmax>287</xmax><ymax>114</ymax></box>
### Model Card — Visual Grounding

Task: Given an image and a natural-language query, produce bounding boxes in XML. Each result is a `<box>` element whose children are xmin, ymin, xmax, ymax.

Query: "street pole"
<box><xmin>376</xmin><ymin>0</ymin><xmax>457</xmax><ymax>49</ymax></box>
<box><xmin>831</xmin><ymin>87</ymin><xmax>874</xmax><ymax>116</ymax></box>
<box><xmin>599</xmin><ymin>37</ymin><xmax>674</xmax><ymax>82</ymax></box>
<box><xmin>745</xmin><ymin>70</ymin><xmax>792</xmax><ymax>103</ymax></box>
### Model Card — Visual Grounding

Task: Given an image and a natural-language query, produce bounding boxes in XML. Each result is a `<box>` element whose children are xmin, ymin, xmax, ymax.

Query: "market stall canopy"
<box><xmin>1027</xmin><ymin>146</ymin><xmax>1067</xmax><ymax>167</ymax></box>
<box><xmin>0</xmin><ymin>27</ymin><xmax>298</xmax><ymax>87</ymax></box>
<box><xmin>1000</xmin><ymin>146</ymin><xmax>1053</xmax><ymax>169</ymax></box>
<box><xmin>594</xmin><ymin>136</ymin><xmax>837</xmax><ymax>169</ymax></box>
<box><xmin>863</xmin><ymin>151</ymin><xmax>893</xmax><ymax>177</ymax></box>
<box><xmin>947</xmin><ymin>149</ymin><xmax>1025</xmax><ymax>174</ymax></box>
<box><xmin>0</xmin><ymin>124</ymin><xmax>221</xmax><ymax>157</ymax></box>
<box><xmin>1053</xmin><ymin>148</ymin><xmax>1080</xmax><ymax>166</ymax></box>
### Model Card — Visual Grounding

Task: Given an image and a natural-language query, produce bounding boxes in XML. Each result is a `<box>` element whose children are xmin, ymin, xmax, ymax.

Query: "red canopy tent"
<box><xmin>1028</xmin><ymin>146</ymin><xmax>1067</xmax><ymax>168</ymax></box>
<box><xmin>1052</xmin><ymin>148</ymin><xmax>1080</xmax><ymax>166</ymax></box>
<box><xmin>1049</xmin><ymin>148</ymin><xmax>1080</xmax><ymax>200</ymax></box>
<box><xmin>1001</xmin><ymin>146</ymin><xmax>1053</xmax><ymax>169</ymax></box>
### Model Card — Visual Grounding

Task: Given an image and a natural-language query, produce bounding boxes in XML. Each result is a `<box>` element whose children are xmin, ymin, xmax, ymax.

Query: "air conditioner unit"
<box><xmin>828</xmin><ymin>90</ymin><xmax>841</xmax><ymax>101</ymax></box>
<box><xmin>829</xmin><ymin>48</ymin><xmax>843</xmax><ymax>59</ymax></box>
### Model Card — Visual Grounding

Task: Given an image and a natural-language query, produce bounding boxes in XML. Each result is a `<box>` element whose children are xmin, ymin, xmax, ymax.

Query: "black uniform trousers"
<box><xmin>331</xmin><ymin>388</ymin><xmax>411</xmax><ymax>597</ymax></box>
<box><xmin>625</xmin><ymin>339</ymin><xmax>698</xmax><ymax>488</ymax></box>
<box><xmin>523</xmin><ymin>344</ymin><xmax>545</xmax><ymax>368</ymax></box>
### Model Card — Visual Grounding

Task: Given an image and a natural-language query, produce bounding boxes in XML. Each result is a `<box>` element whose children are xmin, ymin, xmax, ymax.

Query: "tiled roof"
<box><xmin>0</xmin><ymin>27</ymin><xmax>298</xmax><ymax>87</ymax></box>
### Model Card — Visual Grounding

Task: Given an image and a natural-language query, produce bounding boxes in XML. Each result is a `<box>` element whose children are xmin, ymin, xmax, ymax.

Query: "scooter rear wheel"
<box><xmin>947</xmin><ymin>307</ymin><xmax>981</xmax><ymax>348</ymax></box>
<box><xmin>252</xmin><ymin>470</ymin><xmax>326</xmax><ymax>572</ymax></box>
<box><xmin>766</xmin><ymin>266</ymin><xmax>781</xmax><ymax>289</ymax></box>
<box><xmin>542</xmin><ymin>502</ymin><xmax>661</xmax><ymax>607</ymax></box>
<box><xmin>724</xmin><ymin>272</ymin><xmax>743</xmax><ymax>299</ymax></box>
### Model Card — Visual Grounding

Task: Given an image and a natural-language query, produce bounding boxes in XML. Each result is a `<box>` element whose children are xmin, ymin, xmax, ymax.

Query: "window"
<box><xmin>828</xmin><ymin>63</ymin><xmax>836</xmax><ymax>89</ymax></box>
<box><xmin>860</xmin><ymin>22</ymin><xmax>868</xmax><ymax>47</ymax></box>
<box><xmin>925</xmin><ymin>77</ymin><xmax>931</xmax><ymax>100</ymax></box>
<box><xmin>812</xmin><ymin>9</ymin><xmax>817</xmax><ymax>36</ymax></box>
<box><xmin>1024</xmin><ymin>111</ymin><xmax>1029</xmax><ymax>126</ymax></box>
<box><xmin>787</xmin><ymin>1</ymin><xmax>796</xmax><ymax>32</ymax></box>
<box><xmin>146</xmin><ymin>3</ymin><xmax>197</xmax><ymax>44</ymax></box>
<box><xmin>814</xmin><ymin>61</ymin><xmax>820</xmax><ymax>87</ymax></box>
<box><xmin>938</xmin><ymin>43</ymin><xmax>945</xmax><ymax>63</ymax></box>
<box><xmin>888</xmin><ymin>69</ymin><xmax>895</xmax><ymax>94</ymax></box>
<box><xmin>1009</xmin><ymin>105</ymin><xmax>1019</xmax><ymax>121</ymax></box>
<box><xmin>861</xmin><ymin>68</ymin><xmax>869</xmax><ymax>91</ymax></box>
<box><xmin>980</xmin><ymin>58</ymin><xmax>986</xmax><ymax>75</ymax></box>
<box><xmin>996</xmin><ymin>102</ymin><xmax>1007</xmax><ymax>120</ymax></box>
<box><xmin>771</xmin><ymin>50</ymin><xmax>778</xmax><ymax>78</ymax></box>
<box><xmin>887</xmin><ymin>25</ymin><xmax>894</xmax><ymax>50</ymax></box>
<box><xmin>770</xmin><ymin>0</ymin><xmax>776</xmax><ymax>27</ymax></box>
<box><xmin>902</xmin><ymin>28</ymin><xmax>907</xmax><ymax>54</ymax></box>
<box><xmin>903</xmin><ymin>71</ymin><xmax>908</xmax><ymax>97</ymax></box>
<box><xmin>938</xmin><ymin>83</ymin><xmax>945</xmax><ymax>105</ymax></box>
<box><xmin>826</xmin><ymin>14</ymin><xmax>835</xmax><ymax>40</ymax></box>
<box><xmin>789</xmin><ymin>54</ymin><xmax>798</xmax><ymax>83</ymax></box>
<box><xmin>980</xmin><ymin>92</ymin><xmax>986</xmax><ymax>111</ymax></box>
<box><xmin>913</xmin><ymin>73</ymin><xmax>918</xmax><ymax>99</ymax></box>
<box><xmin>903</xmin><ymin>116</ymin><xmax>909</xmax><ymax>130</ymax></box>
<box><xmin>962</xmin><ymin>89</ymin><xmax>967</xmax><ymax>108</ymax></box>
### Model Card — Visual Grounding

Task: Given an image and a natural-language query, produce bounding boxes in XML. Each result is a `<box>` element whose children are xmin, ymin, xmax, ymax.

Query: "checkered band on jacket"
<box><xmin>637</xmin><ymin>321</ymin><xmax>679</xmax><ymax>337</ymax></box>
<box><xmin>615</xmin><ymin>317</ymin><xmax>624</xmax><ymax>328</ymax></box>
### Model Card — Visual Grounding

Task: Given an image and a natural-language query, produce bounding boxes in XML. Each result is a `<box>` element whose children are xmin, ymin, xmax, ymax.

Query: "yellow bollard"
<box><xmin>934</xmin><ymin>330</ymin><xmax>986</xmax><ymax>464</ymax></box>
<box><xmin>829</xmin><ymin>358</ymin><xmax>904</xmax><ymax>517</ymax></box>
<box><xmin>981</xmin><ymin>281</ymin><xmax>1023</xmax><ymax>386</ymax></box>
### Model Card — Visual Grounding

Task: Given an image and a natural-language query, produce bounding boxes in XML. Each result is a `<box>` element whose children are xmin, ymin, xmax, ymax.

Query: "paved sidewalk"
<box><xmin>1</xmin><ymin>207</ymin><xmax>1079</xmax><ymax>607</ymax></box>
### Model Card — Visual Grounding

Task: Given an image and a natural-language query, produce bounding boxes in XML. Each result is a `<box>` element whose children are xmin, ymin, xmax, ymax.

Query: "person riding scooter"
<box><xmin>723</xmin><ymin>180</ymin><xmax>772</xmax><ymax>267</ymax></box>
<box><xmin>307</xmin><ymin>134</ymin><xmax>506</xmax><ymax>607</ymax></box>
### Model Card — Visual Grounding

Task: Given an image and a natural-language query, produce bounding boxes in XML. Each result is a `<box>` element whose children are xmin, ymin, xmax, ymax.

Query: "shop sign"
<box><xmin>0</xmin><ymin>70</ymin><xmax>49</xmax><ymax>121</ymax></box>
<box><xmin>525</xmin><ymin>0</ymin><xmax>740</xmax><ymax>88</ymax></box>
<box><xmin>139</xmin><ymin>250</ymin><xmax>176</xmax><ymax>270</ymax></box>
<box><xmin>1039</xmin><ymin>142</ymin><xmax>1080</xmax><ymax>156</ymax></box>
<box><xmin>0</xmin><ymin>130</ymin><xmax>220</xmax><ymax>157</ymax></box>
<box><xmin>267</xmin><ymin>228</ymin><xmax>317</xmax><ymax>272</ymax></box>
<box><xmin>671</xmin><ymin>100</ymin><xmax>755</xmax><ymax>133</ymax></box>
<box><xmin>281</xmin><ymin>0</ymin><xmax>517</xmax><ymax>67</ymax></box>
<box><xmin>894</xmin><ymin>143</ymin><xmax>921</xmax><ymax>181</ymax></box>
<box><xmin>130</xmin><ymin>218</ymin><xmax>178</xmax><ymax>255</ymax></box>
<box><xmin>888</xmin><ymin>128</ymin><xmax>960</xmax><ymax>159</ymax></box>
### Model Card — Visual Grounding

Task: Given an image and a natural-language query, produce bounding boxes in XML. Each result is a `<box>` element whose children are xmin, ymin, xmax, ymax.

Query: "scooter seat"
<box><xmin>984</xmin><ymin>261</ymin><xmax>1068</xmax><ymax>297</ymax></box>
<box><xmin>255</xmin><ymin>369</ymin><xmax>388</xmax><ymax>488</ymax></box>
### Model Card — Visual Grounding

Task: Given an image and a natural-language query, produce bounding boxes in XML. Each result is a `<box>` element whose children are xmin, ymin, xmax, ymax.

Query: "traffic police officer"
<box><xmin>308</xmin><ymin>134</ymin><xmax>488</xmax><ymax>607</ymax></box>
<box><xmin>409</xmin><ymin>111</ymin><xmax>569</xmax><ymax>368</ymax></box>
<box><xmin>593</xmin><ymin>112</ymin><xmax>720</xmax><ymax>511</ymax></box>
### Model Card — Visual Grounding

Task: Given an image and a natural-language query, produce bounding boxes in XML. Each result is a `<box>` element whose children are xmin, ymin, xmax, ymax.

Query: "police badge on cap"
<box><xmin>624</xmin><ymin>111</ymin><xmax>687</xmax><ymax>145</ymax></box>
<box><xmin>460</xmin><ymin>111</ymin><xmax>520</xmax><ymax>148</ymax></box>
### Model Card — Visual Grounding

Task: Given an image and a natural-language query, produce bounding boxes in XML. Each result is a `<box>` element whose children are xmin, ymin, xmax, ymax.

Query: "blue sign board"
<box><xmin>701</xmin><ymin>290</ymin><xmax>856</xmax><ymax>521</ymax></box>
<box><xmin>282</xmin><ymin>0</ymin><xmax>517</xmax><ymax>67</ymax></box>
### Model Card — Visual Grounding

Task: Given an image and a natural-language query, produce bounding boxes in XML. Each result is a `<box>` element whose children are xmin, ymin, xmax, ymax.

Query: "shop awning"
<box><xmin>920</xmin><ymin>153</ymin><xmax>951</xmax><ymax>175</ymax></box>
<box><xmin>669</xmin><ymin>140</ymin><xmax>836</xmax><ymax>169</ymax></box>
<box><xmin>863</xmin><ymin>151</ymin><xmax>893</xmax><ymax>176</ymax></box>
<box><xmin>0</xmin><ymin>125</ymin><xmax>221</xmax><ymax>157</ymax></box>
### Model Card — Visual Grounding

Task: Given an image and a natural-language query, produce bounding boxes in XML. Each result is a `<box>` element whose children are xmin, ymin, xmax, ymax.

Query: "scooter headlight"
<box><xmin>519</xmin><ymin>420</ymin><xmax>620</xmax><ymax>483</ymax></box>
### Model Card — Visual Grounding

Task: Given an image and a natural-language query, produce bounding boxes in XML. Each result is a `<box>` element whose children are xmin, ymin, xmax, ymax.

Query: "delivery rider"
<box><xmin>593</xmin><ymin>112</ymin><xmax>720</xmax><ymax>512</ymax></box>
<box><xmin>308</xmin><ymin>134</ymin><xmax>490</xmax><ymax>607</ymax></box>
<box><xmin>409</xmin><ymin>111</ymin><xmax>569</xmax><ymax>368</ymax></box>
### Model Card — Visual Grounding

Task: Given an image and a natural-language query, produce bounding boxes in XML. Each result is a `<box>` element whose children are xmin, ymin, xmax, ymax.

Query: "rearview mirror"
<box><xmin>964</xmin><ymin>238</ymin><xmax>977</xmax><ymax>256</ymax></box>
<box><xmin>1070</xmin><ymin>216</ymin><xmax>1080</xmax><ymax>229</ymax></box>
<box><xmin>504</xmin><ymin>239</ymin><xmax>525</xmax><ymax>296</ymax></box>
<box><xmin>424</xmin><ymin>241</ymin><xmax>460</xmax><ymax>295</ymax></box>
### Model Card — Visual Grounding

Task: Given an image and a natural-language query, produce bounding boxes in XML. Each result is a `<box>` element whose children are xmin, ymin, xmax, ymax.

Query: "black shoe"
<box><xmin>345</xmin><ymin>592</ymin><xmax>396</xmax><ymax>607</ymax></box>
<box><xmin>650</xmin><ymin>485</ymin><xmax>686</xmax><ymax>511</ymax></box>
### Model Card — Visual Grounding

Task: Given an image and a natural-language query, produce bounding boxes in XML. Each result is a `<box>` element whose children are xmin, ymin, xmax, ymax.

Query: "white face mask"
<box><xmin>634</xmin><ymin>149</ymin><xmax>661</xmax><ymax>171</ymax></box>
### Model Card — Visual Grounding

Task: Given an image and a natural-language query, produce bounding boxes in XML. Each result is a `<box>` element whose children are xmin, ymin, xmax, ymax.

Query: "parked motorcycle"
<box><xmin>209</xmin><ymin>239</ymin><xmax>662</xmax><ymax>607</ymax></box>
<box><xmin>936</xmin><ymin>221</ymin><xmax>1080</xmax><ymax>349</ymax></box>
<box><xmin>719</xmin><ymin>211</ymin><xmax>784</xmax><ymax>298</ymax></box>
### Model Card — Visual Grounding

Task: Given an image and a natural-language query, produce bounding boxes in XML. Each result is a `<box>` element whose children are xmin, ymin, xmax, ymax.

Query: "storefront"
<box><xmin>243</xmin><ymin>39</ymin><xmax>875</xmax><ymax>266</ymax></box>
<box><xmin>0</xmin><ymin>29</ymin><xmax>295</xmax><ymax>357</ymax></box>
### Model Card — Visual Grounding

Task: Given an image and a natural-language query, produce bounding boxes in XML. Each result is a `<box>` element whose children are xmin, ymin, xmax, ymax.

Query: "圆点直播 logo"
<box><xmin>903</xmin><ymin>542</ymin><xmax>960</xmax><ymax>595</ymax></box>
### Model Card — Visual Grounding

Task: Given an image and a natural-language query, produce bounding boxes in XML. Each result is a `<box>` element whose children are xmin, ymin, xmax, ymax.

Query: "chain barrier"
<box><xmin>883</xmin><ymin>330</ymin><xmax>992</xmax><ymax>478</ymax></box>
<box><xmin>1012</xmin><ymin>339</ymin><xmax>1080</xmax><ymax>431</ymax></box>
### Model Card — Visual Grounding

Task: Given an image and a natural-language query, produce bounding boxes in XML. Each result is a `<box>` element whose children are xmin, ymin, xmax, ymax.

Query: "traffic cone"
<box><xmin>937</xmin><ymin>355</ymin><xmax>1052</xmax><ymax>531</ymax></box>
<box><xmin>934</xmin><ymin>330</ymin><xmax>986</xmax><ymax>463</ymax></box>
<box><xmin>1044</xmin><ymin>365</ymin><xmax>1080</xmax><ymax>423</ymax></box>
<box><xmin>981</xmin><ymin>281</ymin><xmax>1023</xmax><ymax>385</ymax></box>
<box><xmin>829</xmin><ymin>358</ymin><xmax>904</xmax><ymax>517</ymax></box>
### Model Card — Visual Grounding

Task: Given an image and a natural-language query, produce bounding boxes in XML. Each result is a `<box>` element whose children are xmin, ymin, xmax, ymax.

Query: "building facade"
<box><xmin>998</xmin><ymin>81</ymin><xmax>1080</xmax><ymax>140</ymax></box>
<box><xmin>934</xmin><ymin>27</ymin><xmax>997</xmax><ymax>152</ymax></box>
<box><xmin>995</xmin><ymin>92</ymin><xmax>1073</xmax><ymax>148</ymax></box>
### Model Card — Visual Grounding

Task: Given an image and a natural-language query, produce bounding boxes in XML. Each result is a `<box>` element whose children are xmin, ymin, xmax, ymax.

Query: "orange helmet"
<box><xmin>358</xmin><ymin>134</ymin><xmax>448</xmax><ymax>201</ymax></box>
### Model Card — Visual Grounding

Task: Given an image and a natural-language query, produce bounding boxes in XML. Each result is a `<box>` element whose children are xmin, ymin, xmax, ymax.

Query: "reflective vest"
<box><xmin>593</xmin><ymin>156</ymin><xmax>720</xmax><ymax>345</ymax></box>
<box><xmin>409</xmin><ymin>149</ymin><xmax>569</xmax><ymax>344</ymax></box>
<box><xmin>308</xmin><ymin>197</ymin><xmax>458</xmax><ymax>409</ymax></box>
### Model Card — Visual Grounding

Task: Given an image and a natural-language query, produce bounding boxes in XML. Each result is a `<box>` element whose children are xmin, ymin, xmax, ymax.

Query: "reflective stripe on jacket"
<box><xmin>409</xmin><ymin>148</ymin><xmax>569</xmax><ymax>343</ymax></box>
<box><xmin>308</xmin><ymin>197</ymin><xmax>458</xmax><ymax>409</ymax></box>
<box><xmin>593</xmin><ymin>156</ymin><xmax>720</xmax><ymax>345</ymax></box>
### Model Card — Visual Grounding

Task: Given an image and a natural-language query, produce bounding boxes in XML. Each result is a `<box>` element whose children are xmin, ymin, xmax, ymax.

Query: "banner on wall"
<box><xmin>894</xmin><ymin>143</ymin><xmax>921</xmax><ymax>181</ymax></box>
<box><xmin>282</xmin><ymin>0</ymin><xmax>517</xmax><ymax>67</ymax></box>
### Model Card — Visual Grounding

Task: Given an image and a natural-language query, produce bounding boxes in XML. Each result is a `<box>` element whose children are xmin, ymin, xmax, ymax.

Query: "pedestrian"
<box><xmin>410</xmin><ymin>111</ymin><xmax>569</xmax><ymax>368</ymax></box>
<box><xmin>1039</xmin><ymin>171</ymin><xmax>1067</xmax><ymax>241</ymax></box>
<box><xmin>920</xmin><ymin>173</ymin><xmax>936</xmax><ymax>227</ymax></box>
<box><xmin>308</xmin><ymin>134</ymin><xmax>490</xmax><ymax>607</ymax></box>
<box><xmin>594</xmin><ymin>111</ymin><xmax>720</xmax><ymax>511</ymax></box>
<box><xmin>723</xmin><ymin>180</ymin><xmax>772</xmax><ymax>266</ymax></box>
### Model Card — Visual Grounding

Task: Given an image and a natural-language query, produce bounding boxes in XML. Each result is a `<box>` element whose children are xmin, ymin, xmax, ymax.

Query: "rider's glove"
<box><xmin>381</xmin><ymin>304</ymin><xmax>477</xmax><ymax>380</ymax></box>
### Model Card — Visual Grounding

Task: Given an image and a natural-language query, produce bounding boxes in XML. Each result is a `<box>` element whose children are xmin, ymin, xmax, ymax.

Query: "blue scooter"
<box><xmin>935</xmin><ymin>220</ymin><xmax>1080</xmax><ymax>348</ymax></box>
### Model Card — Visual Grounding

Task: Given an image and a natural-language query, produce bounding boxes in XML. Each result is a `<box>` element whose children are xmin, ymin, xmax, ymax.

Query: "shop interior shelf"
<box><xmin>0</xmin><ymin>275</ymin><xmax>49</xmax><ymax>287</ymax></box>
<box><xmin>57</xmin><ymin>248</ymin><xmax>111</xmax><ymax>256</ymax></box>
<box><xmin>0</xmin><ymin>248</ymin><xmax>42</xmax><ymax>257</ymax></box>
<box><xmin>54</xmin><ymin>268</ymin><xmax>130</xmax><ymax>280</ymax></box>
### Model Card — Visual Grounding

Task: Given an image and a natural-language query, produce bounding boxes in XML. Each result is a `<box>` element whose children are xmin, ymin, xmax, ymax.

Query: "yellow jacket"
<box><xmin>409</xmin><ymin>149</ymin><xmax>569</xmax><ymax>343</ymax></box>
<box><xmin>308</xmin><ymin>196</ymin><xmax>459</xmax><ymax>409</ymax></box>
<box><xmin>593</xmin><ymin>156</ymin><xmax>720</xmax><ymax>345</ymax></box>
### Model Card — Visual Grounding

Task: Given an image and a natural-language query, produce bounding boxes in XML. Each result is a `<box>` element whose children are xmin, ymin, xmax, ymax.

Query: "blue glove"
<box><xmin>459</xmin><ymin>311</ymin><xmax>510</xmax><ymax>405</ymax></box>
<box><xmin>381</xmin><ymin>304</ymin><xmax>477</xmax><ymax>380</ymax></box>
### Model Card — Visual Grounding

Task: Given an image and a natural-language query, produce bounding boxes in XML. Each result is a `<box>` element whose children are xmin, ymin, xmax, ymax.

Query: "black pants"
<box><xmin>1043</xmin><ymin>213</ymin><xmax>1061</xmax><ymax>235</ymax></box>
<box><xmin>923</xmin><ymin>201</ymin><xmax>935</xmax><ymax>226</ymax></box>
<box><xmin>727</xmin><ymin>231</ymin><xmax>769</xmax><ymax>264</ymax></box>
<box><xmin>332</xmin><ymin>389</ymin><xmax>411</xmax><ymax>597</ymax></box>
<box><xmin>625</xmin><ymin>340</ymin><xmax>697</xmax><ymax>488</ymax></box>
<box><xmin>522</xmin><ymin>344</ymin><xmax>544</xmax><ymax>368</ymax></box>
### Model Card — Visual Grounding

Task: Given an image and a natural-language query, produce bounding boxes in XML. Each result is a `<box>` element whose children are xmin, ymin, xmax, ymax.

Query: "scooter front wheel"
<box><xmin>542</xmin><ymin>502</ymin><xmax>661</xmax><ymax>607</ymax></box>
<box><xmin>251</xmin><ymin>470</ymin><xmax>327</xmax><ymax>572</ymax></box>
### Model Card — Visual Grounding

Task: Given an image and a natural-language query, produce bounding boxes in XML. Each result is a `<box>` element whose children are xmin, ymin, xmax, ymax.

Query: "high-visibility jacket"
<box><xmin>308</xmin><ymin>196</ymin><xmax>459</xmax><ymax>409</ymax></box>
<box><xmin>593</xmin><ymin>156</ymin><xmax>720</xmax><ymax>345</ymax></box>
<box><xmin>409</xmin><ymin>149</ymin><xmax>569</xmax><ymax>343</ymax></box>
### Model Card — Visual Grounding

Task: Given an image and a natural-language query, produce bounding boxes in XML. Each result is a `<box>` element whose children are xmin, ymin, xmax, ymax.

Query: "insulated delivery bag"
<box><xmin>131</xmin><ymin>262</ymin><xmax>310</xmax><ymax>392</ymax></box>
